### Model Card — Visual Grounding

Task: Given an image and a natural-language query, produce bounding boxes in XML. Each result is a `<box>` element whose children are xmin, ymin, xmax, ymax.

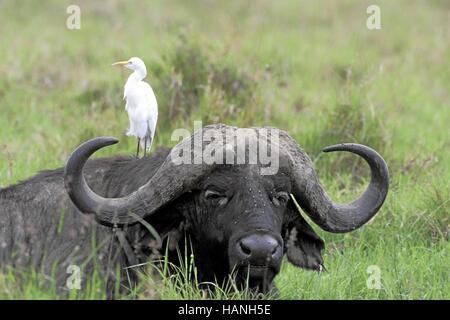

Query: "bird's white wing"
<box><xmin>124</xmin><ymin>81</ymin><xmax>158</xmax><ymax>140</ymax></box>
<box><xmin>142</xmin><ymin>82</ymin><xmax>158</xmax><ymax>134</ymax></box>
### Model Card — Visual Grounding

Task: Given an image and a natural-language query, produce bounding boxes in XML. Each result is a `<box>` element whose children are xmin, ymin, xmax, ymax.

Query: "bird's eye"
<box><xmin>205</xmin><ymin>190</ymin><xmax>228</xmax><ymax>206</ymax></box>
<box><xmin>272</xmin><ymin>191</ymin><xmax>290</xmax><ymax>206</ymax></box>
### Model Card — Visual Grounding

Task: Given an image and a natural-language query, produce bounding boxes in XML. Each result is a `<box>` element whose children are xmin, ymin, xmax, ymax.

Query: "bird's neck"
<box><xmin>127</xmin><ymin>69</ymin><xmax>146</xmax><ymax>83</ymax></box>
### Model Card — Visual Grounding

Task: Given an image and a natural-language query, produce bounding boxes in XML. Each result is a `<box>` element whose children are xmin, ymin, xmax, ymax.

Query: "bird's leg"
<box><xmin>136</xmin><ymin>138</ymin><xmax>140</xmax><ymax>158</ymax></box>
<box><xmin>144</xmin><ymin>138</ymin><xmax>148</xmax><ymax>157</ymax></box>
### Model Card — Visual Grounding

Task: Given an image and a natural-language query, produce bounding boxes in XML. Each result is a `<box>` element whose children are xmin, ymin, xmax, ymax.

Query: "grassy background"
<box><xmin>0</xmin><ymin>0</ymin><xmax>449</xmax><ymax>299</ymax></box>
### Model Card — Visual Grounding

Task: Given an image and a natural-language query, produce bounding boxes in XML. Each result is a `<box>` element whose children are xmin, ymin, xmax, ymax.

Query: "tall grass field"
<box><xmin>0</xmin><ymin>0</ymin><xmax>449</xmax><ymax>299</ymax></box>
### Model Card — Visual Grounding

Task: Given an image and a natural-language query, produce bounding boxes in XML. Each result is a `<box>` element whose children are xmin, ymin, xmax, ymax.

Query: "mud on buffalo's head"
<box><xmin>64</xmin><ymin>124</ymin><xmax>389</xmax><ymax>292</ymax></box>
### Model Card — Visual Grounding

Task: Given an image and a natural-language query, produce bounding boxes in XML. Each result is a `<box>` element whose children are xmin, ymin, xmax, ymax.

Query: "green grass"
<box><xmin>0</xmin><ymin>0</ymin><xmax>449</xmax><ymax>299</ymax></box>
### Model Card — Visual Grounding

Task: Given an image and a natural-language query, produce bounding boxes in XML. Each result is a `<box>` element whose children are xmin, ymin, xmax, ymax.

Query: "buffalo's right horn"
<box><xmin>64</xmin><ymin>125</ymin><xmax>228</xmax><ymax>227</ymax></box>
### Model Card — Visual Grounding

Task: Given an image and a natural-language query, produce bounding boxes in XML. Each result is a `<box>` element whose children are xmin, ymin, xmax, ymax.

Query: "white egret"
<box><xmin>112</xmin><ymin>57</ymin><xmax>158</xmax><ymax>158</ymax></box>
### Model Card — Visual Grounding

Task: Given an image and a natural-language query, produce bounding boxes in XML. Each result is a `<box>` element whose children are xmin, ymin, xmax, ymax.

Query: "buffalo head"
<box><xmin>64</xmin><ymin>124</ymin><xmax>389</xmax><ymax>293</ymax></box>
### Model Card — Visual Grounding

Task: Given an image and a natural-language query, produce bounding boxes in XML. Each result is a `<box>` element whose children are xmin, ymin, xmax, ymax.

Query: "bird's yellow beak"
<box><xmin>112</xmin><ymin>60</ymin><xmax>129</xmax><ymax>66</ymax></box>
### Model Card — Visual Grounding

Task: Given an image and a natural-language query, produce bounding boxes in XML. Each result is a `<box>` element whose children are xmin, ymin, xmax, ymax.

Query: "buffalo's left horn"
<box><xmin>280</xmin><ymin>131</ymin><xmax>389</xmax><ymax>233</ymax></box>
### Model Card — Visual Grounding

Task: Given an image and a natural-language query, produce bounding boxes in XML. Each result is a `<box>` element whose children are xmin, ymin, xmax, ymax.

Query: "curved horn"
<box><xmin>284</xmin><ymin>136</ymin><xmax>389</xmax><ymax>233</ymax></box>
<box><xmin>64</xmin><ymin>126</ymin><xmax>226</xmax><ymax>227</ymax></box>
<box><xmin>64</xmin><ymin>137</ymin><xmax>150</xmax><ymax>226</ymax></box>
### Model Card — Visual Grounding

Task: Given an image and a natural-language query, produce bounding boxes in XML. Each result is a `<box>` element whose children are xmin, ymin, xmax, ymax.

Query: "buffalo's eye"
<box><xmin>272</xmin><ymin>191</ymin><xmax>290</xmax><ymax>206</ymax></box>
<box><xmin>204</xmin><ymin>190</ymin><xmax>228</xmax><ymax>206</ymax></box>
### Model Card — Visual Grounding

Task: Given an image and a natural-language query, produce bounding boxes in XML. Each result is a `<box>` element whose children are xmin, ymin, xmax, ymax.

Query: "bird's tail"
<box><xmin>140</xmin><ymin>136</ymin><xmax>152</xmax><ymax>152</ymax></box>
<box><xmin>140</xmin><ymin>129</ymin><xmax>154</xmax><ymax>152</ymax></box>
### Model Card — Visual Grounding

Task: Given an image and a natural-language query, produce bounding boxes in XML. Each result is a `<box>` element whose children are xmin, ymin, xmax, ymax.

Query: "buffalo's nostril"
<box><xmin>239</xmin><ymin>241</ymin><xmax>252</xmax><ymax>256</ymax></box>
<box><xmin>237</xmin><ymin>234</ymin><xmax>281</xmax><ymax>264</ymax></box>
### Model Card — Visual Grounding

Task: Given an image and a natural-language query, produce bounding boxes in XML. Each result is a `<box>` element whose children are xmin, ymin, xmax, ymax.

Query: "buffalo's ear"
<box><xmin>165</xmin><ymin>221</ymin><xmax>185</xmax><ymax>251</ymax></box>
<box><xmin>160</xmin><ymin>193</ymin><xmax>195</xmax><ymax>251</ymax></box>
<box><xmin>283</xmin><ymin>202</ymin><xmax>325</xmax><ymax>271</ymax></box>
<box><xmin>141</xmin><ymin>197</ymin><xmax>188</xmax><ymax>253</ymax></box>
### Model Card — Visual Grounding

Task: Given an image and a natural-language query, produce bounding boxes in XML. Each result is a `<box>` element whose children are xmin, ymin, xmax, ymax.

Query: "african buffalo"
<box><xmin>0</xmin><ymin>124</ymin><xmax>389</xmax><ymax>296</ymax></box>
